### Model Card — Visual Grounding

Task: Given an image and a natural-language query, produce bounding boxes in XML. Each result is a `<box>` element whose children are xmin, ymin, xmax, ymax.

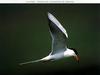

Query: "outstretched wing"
<box><xmin>19</xmin><ymin>59</ymin><xmax>42</xmax><ymax>65</ymax></box>
<box><xmin>48</xmin><ymin>12</ymin><xmax>68</xmax><ymax>55</ymax></box>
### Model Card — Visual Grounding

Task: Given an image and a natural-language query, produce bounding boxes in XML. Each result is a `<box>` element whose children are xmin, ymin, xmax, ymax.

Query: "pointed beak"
<box><xmin>74</xmin><ymin>55</ymin><xmax>80</xmax><ymax>63</ymax></box>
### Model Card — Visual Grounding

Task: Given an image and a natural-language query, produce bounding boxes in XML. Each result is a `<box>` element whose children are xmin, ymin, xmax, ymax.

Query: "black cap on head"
<box><xmin>69</xmin><ymin>48</ymin><xmax>78</xmax><ymax>55</ymax></box>
<box><xmin>70</xmin><ymin>48</ymin><xmax>80</xmax><ymax>63</ymax></box>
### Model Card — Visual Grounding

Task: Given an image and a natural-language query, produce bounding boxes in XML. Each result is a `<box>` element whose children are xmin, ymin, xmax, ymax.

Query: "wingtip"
<box><xmin>66</xmin><ymin>34</ymin><xmax>68</xmax><ymax>38</ymax></box>
<box><xmin>47</xmin><ymin>12</ymin><xmax>51</xmax><ymax>17</ymax></box>
<box><xmin>47</xmin><ymin>12</ymin><xmax>53</xmax><ymax>18</ymax></box>
<box><xmin>47</xmin><ymin>12</ymin><xmax>69</xmax><ymax>38</ymax></box>
<box><xmin>65</xmin><ymin>32</ymin><xmax>68</xmax><ymax>38</ymax></box>
<box><xmin>47</xmin><ymin>12</ymin><xmax>50</xmax><ymax>15</ymax></box>
<box><xmin>19</xmin><ymin>63</ymin><xmax>24</xmax><ymax>66</ymax></box>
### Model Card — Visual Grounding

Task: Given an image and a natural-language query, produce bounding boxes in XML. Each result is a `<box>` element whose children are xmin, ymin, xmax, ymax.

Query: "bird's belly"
<box><xmin>51</xmin><ymin>53</ymin><xmax>64</xmax><ymax>60</ymax></box>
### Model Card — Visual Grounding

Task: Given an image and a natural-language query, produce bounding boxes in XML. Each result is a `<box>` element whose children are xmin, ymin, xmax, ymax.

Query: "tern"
<box><xmin>20</xmin><ymin>12</ymin><xmax>79</xmax><ymax>65</ymax></box>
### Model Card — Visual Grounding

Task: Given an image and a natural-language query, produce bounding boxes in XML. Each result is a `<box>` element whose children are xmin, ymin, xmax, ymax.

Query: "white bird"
<box><xmin>19</xmin><ymin>12</ymin><xmax>79</xmax><ymax>65</ymax></box>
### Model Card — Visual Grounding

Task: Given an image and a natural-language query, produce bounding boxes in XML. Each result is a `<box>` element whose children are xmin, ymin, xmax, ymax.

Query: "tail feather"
<box><xmin>19</xmin><ymin>59</ymin><xmax>42</xmax><ymax>65</ymax></box>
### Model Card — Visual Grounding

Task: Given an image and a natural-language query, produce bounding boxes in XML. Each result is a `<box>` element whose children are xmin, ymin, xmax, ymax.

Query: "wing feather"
<box><xmin>48</xmin><ymin>12</ymin><xmax>68</xmax><ymax>55</ymax></box>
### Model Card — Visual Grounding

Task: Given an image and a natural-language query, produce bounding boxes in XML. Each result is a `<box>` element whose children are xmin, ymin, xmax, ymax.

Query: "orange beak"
<box><xmin>74</xmin><ymin>55</ymin><xmax>80</xmax><ymax>63</ymax></box>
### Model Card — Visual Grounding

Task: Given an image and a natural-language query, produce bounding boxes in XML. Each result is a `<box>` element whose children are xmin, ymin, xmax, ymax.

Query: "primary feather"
<box><xmin>48</xmin><ymin>12</ymin><xmax>68</xmax><ymax>55</ymax></box>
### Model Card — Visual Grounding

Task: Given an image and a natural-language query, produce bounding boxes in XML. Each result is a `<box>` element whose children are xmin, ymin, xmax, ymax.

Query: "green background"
<box><xmin>0</xmin><ymin>4</ymin><xmax>99</xmax><ymax>75</ymax></box>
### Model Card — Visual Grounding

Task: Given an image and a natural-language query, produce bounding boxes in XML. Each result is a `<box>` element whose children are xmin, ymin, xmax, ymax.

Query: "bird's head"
<box><xmin>69</xmin><ymin>48</ymin><xmax>80</xmax><ymax>63</ymax></box>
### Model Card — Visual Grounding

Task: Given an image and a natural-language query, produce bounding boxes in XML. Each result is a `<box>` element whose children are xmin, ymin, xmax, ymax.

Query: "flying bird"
<box><xmin>19</xmin><ymin>12</ymin><xmax>79</xmax><ymax>65</ymax></box>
